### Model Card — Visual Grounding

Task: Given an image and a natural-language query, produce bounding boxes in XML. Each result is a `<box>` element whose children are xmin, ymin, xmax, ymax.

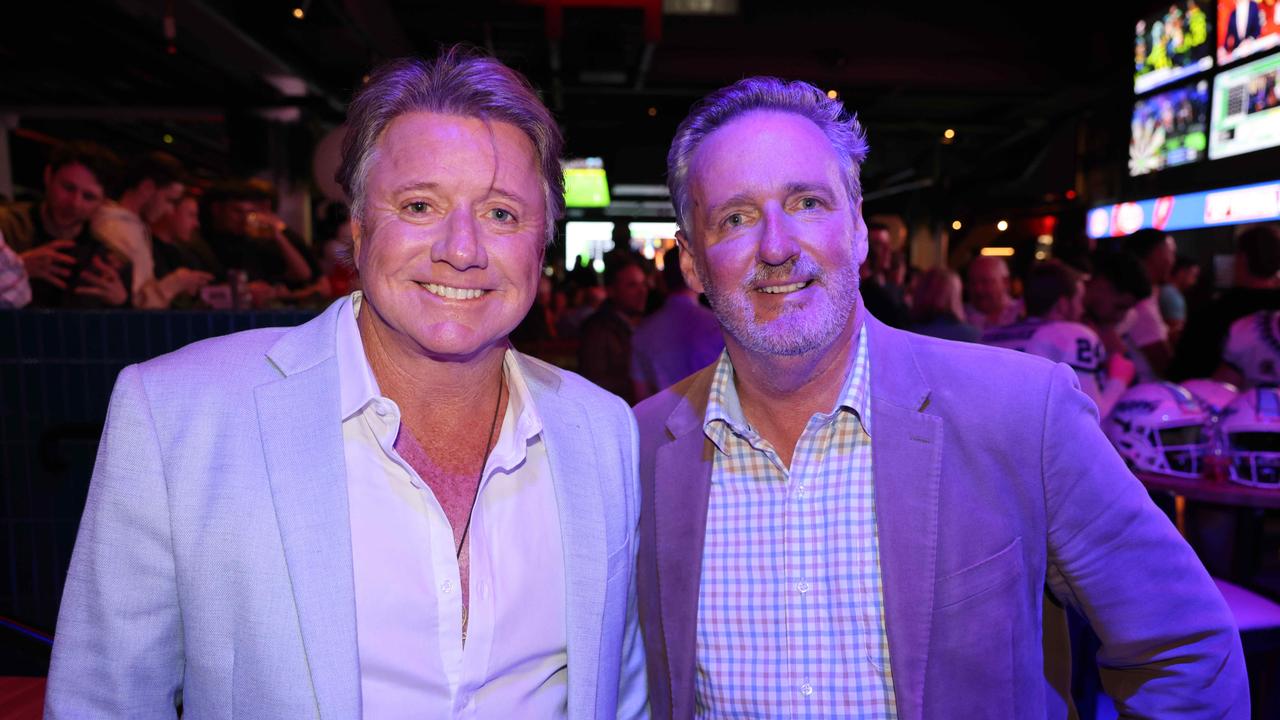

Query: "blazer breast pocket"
<box><xmin>936</xmin><ymin>536</ymin><xmax>1024</xmax><ymax>609</ymax></box>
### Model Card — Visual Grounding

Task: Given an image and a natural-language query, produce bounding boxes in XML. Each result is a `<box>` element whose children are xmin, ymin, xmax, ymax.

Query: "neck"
<box><xmin>118</xmin><ymin>189</ymin><xmax>147</xmax><ymax>216</ymax></box>
<box><xmin>39</xmin><ymin>202</ymin><xmax>81</xmax><ymax>239</ymax></box>
<box><xmin>727</xmin><ymin>316</ymin><xmax>860</xmax><ymax>463</ymax></box>
<box><xmin>356</xmin><ymin>309</ymin><xmax>507</xmax><ymax>423</ymax></box>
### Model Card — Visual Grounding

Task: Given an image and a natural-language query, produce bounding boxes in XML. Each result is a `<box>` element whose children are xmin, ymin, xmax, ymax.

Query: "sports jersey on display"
<box><xmin>1222</xmin><ymin>310</ymin><xmax>1280</xmax><ymax>387</ymax></box>
<box><xmin>983</xmin><ymin>319</ymin><xmax>1115</xmax><ymax>414</ymax></box>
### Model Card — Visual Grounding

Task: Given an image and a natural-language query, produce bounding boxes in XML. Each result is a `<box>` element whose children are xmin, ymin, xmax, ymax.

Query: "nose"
<box><xmin>432</xmin><ymin>209</ymin><xmax>486</xmax><ymax>271</ymax></box>
<box><xmin>758</xmin><ymin>205</ymin><xmax>800</xmax><ymax>267</ymax></box>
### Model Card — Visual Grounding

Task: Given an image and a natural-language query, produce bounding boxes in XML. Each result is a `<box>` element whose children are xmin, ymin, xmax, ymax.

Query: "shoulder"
<box><xmin>517</xmin><ymin>351</ymin><xmax>632</xmax><ymax>416</ymax></box>
<box><xmin>131</xmin><ymin>325</ymin><xmax>293</xmax><ymax>395</ymax></box>
<box><xmin>885</xmin><ymin>324</ymin><xmax>1063</xmax><ymax>408</ymax></box>
<box><xmin>633</xmin><ymin>363</ymin><xmax>713</xmax><ymax>436</ymax></box>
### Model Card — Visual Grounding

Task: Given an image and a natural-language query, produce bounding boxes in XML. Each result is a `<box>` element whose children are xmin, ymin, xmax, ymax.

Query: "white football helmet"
<box><xmin>1220</xmin><ymin>385</ymin><xmax>1280</xmax><ymax>488</ymax></box>
<box><xmin>1181</xmin><ymin>378</ymin><xmax>1241</xmax><ymax>457</ymax></box>
<box><xmin>1103</xmin><ymin>382</ymin><xmax>1210</xmax><ymax>477</ymax></box>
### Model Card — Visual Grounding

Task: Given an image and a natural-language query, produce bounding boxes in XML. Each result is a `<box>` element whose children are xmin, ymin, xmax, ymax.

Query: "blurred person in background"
<box><xmin>92</xmin><ymin>150</ymin><xmax>193</xmax><ymax>309</ymax></box>
<box><xmin>1083</xmin><ymin>251</ymin><xmax>1153</xmax><ymax>375</ymax></box>
<box><xmin>630</xmin><ymin>246</ymin><xmax>724</xmax><ymax>402</ymax></box>
<box><xmin>203</xmin><ymin>179</ymin><xmax>315</xmax><ymax>305</ymax></box>
<box><xmin>1116</xmin><ymin>229</ymin><xmax>1177</xmax><ymax>380</ymax></box>
<box><xmin>963</xmin><ymin>254</ymin><xmax>1023</xmax><ymax>331</ymax></box>
<box><xmin>0</xmin><ymin>231</ymin><xmax>31</xmax><ymax>308</ymax></box>
<box><xmin>148</xmin><ymin>190</ymin><xmax>220</xmax><ymax>308</ymax></box>
<box><xmin>578</xmin><ymin>253</ymin><xmax>649</xmax><ymax>403</ymax></box>
<box><xmin>907</xmin><ymin>266</ymin><xmax>981</xmax><ymax>342</ymax></box>
<box><xmin>858</xmin><ymin>221</ymin><xmax>909</xmax><ymax>328</ymax></box>
<box><xmin>1172</xmin><ymin>223</ymin><xmax>1280</xmax><ymax>380</ymax></box>
<box><xmin>985</xmin><ymin>260</ymin><xmax>1133</xmax><ymax>417</ymax></box>
<box><xmin>1159</xmin><ymin>253</ymin><xmax>1199</xmax><ymax>345</ymax></box>
<box><xmin>0</xmin><ymin>140</ymin><xmax>128</xmax><ymax>308</ymax></box>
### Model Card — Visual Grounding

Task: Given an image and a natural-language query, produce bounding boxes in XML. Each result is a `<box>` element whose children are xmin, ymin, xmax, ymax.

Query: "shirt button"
<box><xmin>800</xmin><ymin>682</ymin><xmax>814</xmax><ymax>697</ymax></box>
<box><xmin>797</xmin><ymin>580</ymin><xmax>810</xmax><ymax>594</ymax></box>
<box><xmin>796</xmin><ymin>484</ymin><xmax>807</xmax><ymax>497</ymax></box>
<box><xmin>441</xmin><ymin>580</ymin><xmax>453</xmax><ymax>594</ymax></box>
<box><xmin>374</xmin><ymin>402</ymin><xmax>388</xmax><ymax>417</ymax></box>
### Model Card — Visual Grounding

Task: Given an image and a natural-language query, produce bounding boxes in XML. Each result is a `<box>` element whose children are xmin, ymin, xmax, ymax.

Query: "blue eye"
<box><xmin>404</xmin><ymin>201</ymin><xmax>429</xmax><ymax>214</ymax></box>
<box><xmin>491</xmin><ymin>208</ymin><xmax>515</xmax><ymax>222</ymax></box>
<box><xmin>801</xmin><ymin>197</ymin><xmax>820</xmax><ymax>209</ymax></box>
<box><xmin>724</xmin><ymin>213</ymin><xmax>744</xmax><ymax>227</ymax></box>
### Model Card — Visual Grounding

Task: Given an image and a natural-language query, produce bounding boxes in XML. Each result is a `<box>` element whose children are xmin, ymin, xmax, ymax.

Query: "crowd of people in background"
<box><xmin>1</xmin><ymin>139</ymin><xmax>1277</xmax><ymax>414</ymax></box>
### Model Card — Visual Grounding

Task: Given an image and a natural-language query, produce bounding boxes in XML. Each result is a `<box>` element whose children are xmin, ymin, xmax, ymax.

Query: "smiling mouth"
<box><xmin>757</xmin><ymin>280</ymin><xmax>812</xmax><ymax>294</ymax></box>
<box><xmin>418</xmin><ymin>282</ymin><xmax>486</xmax><ymax>300</ymax></box>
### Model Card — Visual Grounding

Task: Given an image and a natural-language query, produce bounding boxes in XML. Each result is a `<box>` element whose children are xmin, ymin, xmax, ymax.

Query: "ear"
<box><xmin>350</xmin><ymin>218</ymin><xmax>364</xmax><ymax>270</ymax></box>
<box><xmin>851</xmin><ymin>202</ymin><xmax>869</xmax><ymax>267</ymax></box>
<box><xmin>676</xmin><ymin>229</ymin><xmax>704</xmax><ymax>294</ymax></box>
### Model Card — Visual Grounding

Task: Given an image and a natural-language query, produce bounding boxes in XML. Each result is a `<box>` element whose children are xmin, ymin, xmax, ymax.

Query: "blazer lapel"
<box><xmin>866</xmin><ymin>316</ymin><xmax>942</xmax><ymax>720</ymax></box>
<box><xmin>520</xmin><ymin>357</ymin><xmax>607</xmax><ymax>719</ymax></box>
<box><xmin>654</xmin><ymin>369</ymin><xmax>715</xmax><ymax>719</ymax></box>
<box><xmin>257</xmin><ymin>302</ymin><xmax>360</xmax><ymax>719</ymax></box>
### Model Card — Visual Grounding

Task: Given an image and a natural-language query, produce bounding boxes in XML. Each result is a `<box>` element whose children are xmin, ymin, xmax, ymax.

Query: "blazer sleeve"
<box><xmin>615</xmin><ymin>398</ymin><xmax>652</xmax><ymax>719</ymax></box>
<box><xmin>1040</xmin><ymin>363</ymin><xmax>1249</xmax><ymax>718</ymax></box>
<box><xmin>45</xmin><ymin>364</ymin><xmax>185</xmax><ymax>719</ymax></box>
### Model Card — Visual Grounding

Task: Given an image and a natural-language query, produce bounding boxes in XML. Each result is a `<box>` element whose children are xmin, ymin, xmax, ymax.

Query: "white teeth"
<box><xmin>421</xmin><ymin>282</ymin><xmax>484</xmax><ymax>300</ymax></box>
<box><xmin>759</xmin><ymin>282</ymin><xmax>807</xmax><ymax>294</ymax></box>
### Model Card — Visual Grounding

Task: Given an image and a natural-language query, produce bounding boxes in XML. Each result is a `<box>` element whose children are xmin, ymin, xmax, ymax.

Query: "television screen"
<box><xmin>563</xmin><ymin>157</ymin><xmax>610</xmax><ymax>208</ymax></box>
<box><xmin>1129</xmin><ymin>80</ymin><xmax>1210</xmax><ymax>176</ymax></box>
<box><xmin>1135</xmin><ymin>1</ymin><xmax>1215</xmax><ymax>94</ymax></box>
<box><xmin>1208</xmin><ymin>51</ymin><xmax>1280</xmax><ymax>159</ymax></box>
<box><xmin>564</xmin><ymin>221</ymin><xmax>615</xmax><ymax>271</ymax></box>
<box><xmin>1216</xmin><ymin>0</ymin><xmax>1280</xmax><ymax>65</ymax></box>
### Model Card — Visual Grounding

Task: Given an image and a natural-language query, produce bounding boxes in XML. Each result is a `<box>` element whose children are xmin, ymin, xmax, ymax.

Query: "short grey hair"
<box><xmin>338</xmin><ymin>46</ymin><xmax>565</xmax><ymax>244</ymax></box>
<box><xmin>667</xmin><ymin>76</ymin><xmax>869</xmax><ymax>232</ymax></box>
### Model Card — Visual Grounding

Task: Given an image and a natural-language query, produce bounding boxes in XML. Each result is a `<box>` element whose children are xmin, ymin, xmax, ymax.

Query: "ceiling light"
<box><xmin>292</xmin><ymin>7</ymin><xmax>305</xmax><ymax>19</ymax></box>
<box><xmin>827</xmin><ymin>90</ymin><xmax>838</xmax><ymax>99</ymax></box>
<box><xmin>981</xmin><ymin>247</ymin><xmax>1015</xmax><ymax>257</ymax></box>
<box><xmin>951</xmin><ymin>220</ymin><xmax>962</xmax><ymax>230</ymax></box>
<box><xmin>647</xmin><ymin>107</ymin><xmax>657</xmax><ymax>117</ymax></box>
<box><xmin>162</xmin><ymin>134</ymin><xmax>174</xmax><ymax>144</ymax></box>
<box><xmin>943</xmin><ymin>128</ymin><xmax>956</xmax><ymax>140</ymax></box>
<box><xmin>996</xmin><ymin>219</ymin><xmax>1009</xmax><ymax>232</ymax></box>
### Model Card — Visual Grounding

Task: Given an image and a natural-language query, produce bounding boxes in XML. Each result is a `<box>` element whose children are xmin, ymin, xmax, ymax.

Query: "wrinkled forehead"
<box><xmin>688</xmin><ymin>110</ymin><xmax>845</xmax><ymax>208</ymax></box>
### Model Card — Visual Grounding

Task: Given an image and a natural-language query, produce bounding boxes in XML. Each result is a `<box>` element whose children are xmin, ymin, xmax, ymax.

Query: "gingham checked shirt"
<box><xmin>695</xmin><ymin>328</ymin><xmax>898</xmax><ymax>718</ymax></box>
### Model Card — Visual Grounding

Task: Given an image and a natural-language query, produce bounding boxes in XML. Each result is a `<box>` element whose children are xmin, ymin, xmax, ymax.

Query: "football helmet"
<box><xmin>1220</xmin><ymin>385</ymin><xmax>1280</xmax><ymax>488</ymax></box>
<box><xmin>1181</xmin><ymin>378</ymin><xmax>1241</xmax><ymax>457</ymax></box>
<box><xmin>1103</xmin><ymin>381</ymin><xmax>1210</xmax><ymax>477</ymax></box>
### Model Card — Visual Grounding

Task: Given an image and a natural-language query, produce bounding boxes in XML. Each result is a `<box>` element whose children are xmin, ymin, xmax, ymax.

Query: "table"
<box><xmin>1137</xmin><ymin>471</ymin><xmax>1280</xmax><ymax>509</ymax></box>
<box><xmin>1137</xmin><ymin>470</ymin><xmax>1280</xmax><ymax>588</ymax></box>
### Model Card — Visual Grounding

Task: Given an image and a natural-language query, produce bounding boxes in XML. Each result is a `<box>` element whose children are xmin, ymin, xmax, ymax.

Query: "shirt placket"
<box><xmin>786</xmin><ymin>414</ymin><xmax>831</xmax><ymax>718</ymax></box>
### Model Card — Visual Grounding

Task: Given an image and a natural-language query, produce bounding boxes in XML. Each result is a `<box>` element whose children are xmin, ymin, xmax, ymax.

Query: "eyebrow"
<box><xmin>705</xmin><ymin>181</ymin><xmax>839</xmax><ymax>219</ymax></box>
<box><xmin>389</xmin><ymin>181</ymin><xmax>529</xmax><ymax>206</ymax></box>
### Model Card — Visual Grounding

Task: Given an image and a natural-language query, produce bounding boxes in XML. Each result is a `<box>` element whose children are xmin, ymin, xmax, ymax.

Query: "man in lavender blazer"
<box><xmin>634</xmin><ymin>77</ymin><xmax>1247</xmax><ymax>718</ymax></box>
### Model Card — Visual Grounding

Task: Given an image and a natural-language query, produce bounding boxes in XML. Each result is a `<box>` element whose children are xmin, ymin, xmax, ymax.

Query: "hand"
<box><xmin>20</xmin><ymin>240</ymin><xmax>76</xmax><ymax>288</ymax></box>
<box><xmin>170</xmin><ymin>267</ymin><xmax>215</xmax><ymax>297</ymax></box>
<box><xmin>74</xmin><ymin>255</ymin><xmax>128</xmax><ymax>306</ymax></box>
<box><xmin>1107</xmin><ymin>353</ymin><xmax>1136</xmax><ymax>387</ymax></box>
<box><xmin>246</xmin><ymin>280</ymin><xmax>280</xmax><ymax>308</ymax></box>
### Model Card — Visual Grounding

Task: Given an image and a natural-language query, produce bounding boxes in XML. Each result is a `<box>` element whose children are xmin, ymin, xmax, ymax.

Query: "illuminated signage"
<box><xmin>1087</xmin><ymin>178</ymin><xmax>1280</xmax><ymax>238</ymax></box>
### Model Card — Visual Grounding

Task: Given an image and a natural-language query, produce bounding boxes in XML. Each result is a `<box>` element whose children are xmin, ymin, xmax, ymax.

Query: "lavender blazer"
<box><xmin>634</xmin><ymin>312</ymin><xmax>1248</xmax><ymax>719</ymax></box>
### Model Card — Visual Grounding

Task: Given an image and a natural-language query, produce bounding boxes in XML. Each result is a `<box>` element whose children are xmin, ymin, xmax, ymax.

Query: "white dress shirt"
<box><xmin>338</xmin><ymin>292</ymin><xmax>568</xmax><ymax>719</ymax></box>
